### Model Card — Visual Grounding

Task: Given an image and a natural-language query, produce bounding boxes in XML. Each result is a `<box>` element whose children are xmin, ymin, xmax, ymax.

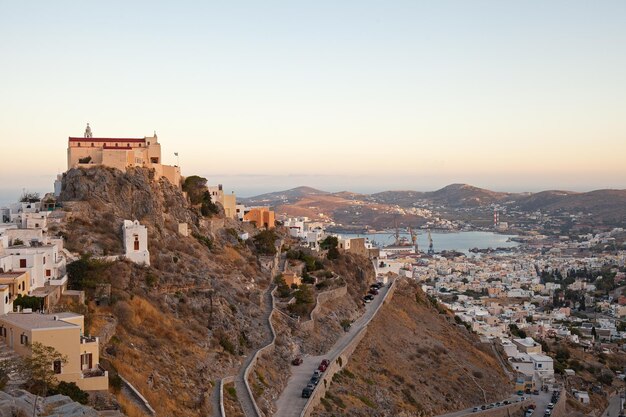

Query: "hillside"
<box><xmin>56</xmin><ymin>166</ymin><xmax>274</xmax><ymax>417</ymax></box>
<box><xmin>240</xmin><ymin>186</ymin><xmax>329</xmax><ymax>205</ymax></box>
<box><xmin>311</xmin><ymin>279</ymin><xmax>512</xmax><ymax>417</ymax></box>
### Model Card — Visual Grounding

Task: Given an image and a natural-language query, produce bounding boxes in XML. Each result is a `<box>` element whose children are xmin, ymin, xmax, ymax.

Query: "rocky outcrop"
<box><xmin>0</xmin><ymin>389</ymin><xmax>124</xmax><ymax>417</ymax></box>
<box><xmin>59</xmin><ymin>166</ymin><xmax>198</xmax><ymax>231</ymax></box>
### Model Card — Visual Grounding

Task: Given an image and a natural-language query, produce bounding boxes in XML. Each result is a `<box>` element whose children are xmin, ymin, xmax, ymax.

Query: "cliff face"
<box><xmin>311</xmin><ymin>279</ymin><xmax>512</xmax><ymax>417</ymax></box>
<box><xmin>60</xmin><ymin>166</ymin><xmax>197</xmax><ymax>229</ymax></box>
<box><xmin>56</xmin><ymin>166</ymin><xmax>272</xmax><ymax>417</ymax></box>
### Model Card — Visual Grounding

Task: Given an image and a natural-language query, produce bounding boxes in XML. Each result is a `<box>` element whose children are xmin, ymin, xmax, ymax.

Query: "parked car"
<box><xmin>318</xmin><ymin>363</ymin><xmax>327</xmax><ymax>372</ymax></box>
<box><xmin>313</xmin><ymin>370</ymin><xmax>323</xmax><ymax>378</ymax></box>
<box><xmin>292</xmin><ymin>357</ymin><xmax>303</xmax><ymax>366</ymax></box>
<box><xmin>369</xmin><ymin>288</ymin><xmax>379</xmax><ymax>295</ymax></box>
<box><xmin>533</xmin><ymin>389</ymin><xmax>539</xmax><ymax>395</ymax></box>
<box><xmin>547</xmin><ymin>403</ymin><xmax>554</xmax><ymax>409</ymax></box>
<box><xmin>302</xmin><ymin>386</ymin><xmax>314</xmax><ymax>398</ymax></box>
<box><xmin>524</xmin><ymin>410</ymin><xmax>533</xmax><ymax>417</ymax></box>
<box><xmin>363</xmin><ymin>296</ymin><xmax>372</xmax><ymax>303</ymax></box>
<box><xmin>310</xmin><ymin>375</ymin><xmax>320</xmax><ymax>385</ymax></box>
<box><xmin>321</xmin><ymin>359</ymin><xmax>330</xmax><ymax>367</ymax></box>
<box><xmin>472</xmin><ymin>407</ymin><xmax>479</xmax><ymax>412</ymax></box>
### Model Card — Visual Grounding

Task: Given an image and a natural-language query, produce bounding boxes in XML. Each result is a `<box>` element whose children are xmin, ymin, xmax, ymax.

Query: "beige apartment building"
<box><xmin>0</xmin><ymin>312</ymin><xmax>108</xmax><ymax>391</ymax></box>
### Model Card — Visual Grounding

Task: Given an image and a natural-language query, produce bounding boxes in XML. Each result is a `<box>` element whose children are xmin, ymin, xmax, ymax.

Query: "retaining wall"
<box><xmin>218</xmin><ymin>376</ymin><xmax>236</xmax><ymax>417</ymax></box>
<box><xmin>550</xmin><ymin>389</ymin><xmax>567</xmax><ymax>417</ymax></box>
<box><xmin>300</xmin><ymin>280</ymin><xmax>398</xmax><ymax>417</ymax></box>
<box><xmin>299</xmin><ymin>285</ymin><xmax>348</xmax><ymax>332</ymax></box>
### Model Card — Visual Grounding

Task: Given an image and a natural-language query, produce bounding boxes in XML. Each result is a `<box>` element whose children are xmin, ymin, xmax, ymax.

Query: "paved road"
<box><xmin>274</xmin><ymin>282</ymin><xmax>392</xmax><ymax>417</ymax></box>
<box><xmin>437</xmin><ymin>391</ymin><xmax>552</xmax><ymax>417</ymax></box>
<box><xmin>602</xmin><ymin>392</ymin><xmax>625</xmax><ymax>417</ymax></box>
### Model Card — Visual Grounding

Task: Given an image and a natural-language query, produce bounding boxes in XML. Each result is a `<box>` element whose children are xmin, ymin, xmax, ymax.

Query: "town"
<box><xmin>0</xmin><ymin>127</ymin><xmax>624</xmax><ymax>417</ymax></box>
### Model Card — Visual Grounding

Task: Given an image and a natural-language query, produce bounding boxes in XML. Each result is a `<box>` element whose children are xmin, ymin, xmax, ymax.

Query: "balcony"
<box><xmin>80</xmin><ymin>335</ymin><xmax>98</xmax><ymax>344</ymax></box>
<box><xmin>47</xmin><ymin>274</ymin><xmax>68</xmax><ymax>287</ymax></box>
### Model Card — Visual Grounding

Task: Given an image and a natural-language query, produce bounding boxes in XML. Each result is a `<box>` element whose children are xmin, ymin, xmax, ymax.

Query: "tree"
<box><xmin>19</xmin><ymin>192</ymin><xmax>40</xmax><ymax>203</ymax></box>
<box><xmin>320</xmin><ymin>236</ymin><xmax>340</xmax><ymax>260</ymax></box>
<box><xmin>22</xmin><ymin>342</ymin><xmax>68</xmax><ymax>397</ymax></box>
<box><xmin>200</xmin><ymin>191</ymin><xmax>220</xmax><ymax>217</ymax></box>
<box><xmin>253</xmin><ymin>230</ymin><xmax>278</xmax><ymax>256</ymax></box>
<box><xmin>182</xmin><ymin>175</ymin><xmax>208</xmax><ymax>204</ymax></box>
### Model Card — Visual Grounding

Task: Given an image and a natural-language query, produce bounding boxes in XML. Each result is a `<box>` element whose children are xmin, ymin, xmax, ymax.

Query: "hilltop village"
<box><xmin>0</xmin><ymin>126</ymin><xmax>624</xmax><ymax>417</ymax></box>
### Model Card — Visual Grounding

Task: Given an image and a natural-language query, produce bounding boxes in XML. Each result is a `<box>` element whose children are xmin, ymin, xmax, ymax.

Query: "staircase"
<box><xmin>0</xmin><ymin>339</ymin><xmax>27</xmax><ymax>388</ymax></box>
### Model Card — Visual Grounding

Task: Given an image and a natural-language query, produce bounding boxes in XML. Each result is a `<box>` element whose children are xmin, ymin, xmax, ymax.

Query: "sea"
<box><xmin>338</xmin><ymin>231</ymin><xmax>519</xmax><ymax>255</ymax></box>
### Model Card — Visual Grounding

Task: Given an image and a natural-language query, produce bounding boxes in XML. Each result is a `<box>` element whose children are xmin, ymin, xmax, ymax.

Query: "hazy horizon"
<box><xmin>1</xmin><ymin>1</ymin><xmax>625</xmax><ymax>195</ymax></box>
<box><xmin>1</xmin><ymin>172</ymin><xmax>624</xmax><ymax>207</ymax></box>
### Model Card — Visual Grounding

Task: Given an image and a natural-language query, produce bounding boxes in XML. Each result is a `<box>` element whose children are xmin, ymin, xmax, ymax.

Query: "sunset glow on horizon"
<box><xmin>1</xmin><ymin>1</ymin><xmax>625</xmax><ymax>197</ymax></box>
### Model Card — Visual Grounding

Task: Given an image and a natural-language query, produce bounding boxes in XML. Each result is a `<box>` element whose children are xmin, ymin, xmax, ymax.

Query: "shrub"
<box><xmin>253</xmin><ymin>230</ymin><xmax>278</xmax><ymax>255</ymax></box>
<box><xmin>51</xmin><ymin>381</ymin><xmax>89</xmax><ymax>404</ymax></box>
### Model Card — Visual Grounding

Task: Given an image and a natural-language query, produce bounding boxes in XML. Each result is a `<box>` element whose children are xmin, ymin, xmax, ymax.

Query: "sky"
<box><xmin>1</xmin><ymin>0</ymin><xmax>625</xmax><ymax>202</ymax></box>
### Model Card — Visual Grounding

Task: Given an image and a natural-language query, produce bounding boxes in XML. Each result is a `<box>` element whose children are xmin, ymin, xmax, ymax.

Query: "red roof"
<box><xmin>68</xmin><ymin>137</ymin><xmax>146</xmax><ymax>143</ymax></box>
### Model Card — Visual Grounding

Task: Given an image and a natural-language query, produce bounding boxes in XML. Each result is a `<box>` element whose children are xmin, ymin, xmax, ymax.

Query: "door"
<box><xmin>81</xmin><ymin>353</ymin><xmax>93</xmax><ymax>370</ymax></box>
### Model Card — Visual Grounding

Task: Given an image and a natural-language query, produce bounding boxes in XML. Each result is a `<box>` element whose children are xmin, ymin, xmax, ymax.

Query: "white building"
<box><xmin>122</xmin><ymin>220</ymin><xmax>150</xmax><ymax>266</ymax></box>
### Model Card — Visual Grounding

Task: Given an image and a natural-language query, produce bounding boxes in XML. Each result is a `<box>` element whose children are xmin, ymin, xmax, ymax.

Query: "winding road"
<box><xmin>274</xmin><ymin>281</ymin><xmax>393</xmax><ymax>417</ymax></box>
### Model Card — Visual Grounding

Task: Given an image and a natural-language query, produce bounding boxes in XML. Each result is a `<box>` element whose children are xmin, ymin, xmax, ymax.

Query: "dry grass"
<box><xmin>116</xmin><ymin>393</ymin><xmax>150</xmax><ymax>417</ymax></box>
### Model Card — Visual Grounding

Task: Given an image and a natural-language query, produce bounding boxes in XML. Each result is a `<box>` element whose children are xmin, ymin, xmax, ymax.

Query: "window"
<box><xmin>115</xmin><ymin>143</ymin><xmax>118</xmax><ymax>147</ymax></box>
<box><xmin>127</xmin><ymin>143</ymin><xmax>131</xmax><ymax>148</ymax></box>
<box><xmin>91</xmin><ymin>143</ymin><xmax>94</xmax><ymax>147</ymax></box>
<box><xmin>77</xmin><ymin>143</ymin><xmax>81</xmax><ymax>147</ymax></box>
<box><xmin>134</xmin><ymin>235</ymin><xmax>140</xmax><ymax>251</ymax></box>
<box><xmin>46</xmin><ymin>269</ymin><xmax>51</xmax><ymax>277</ymax></box>
<box><xmin>0</xmin><ymin>327</ymin><xmax>5</xmax><ymax>337</ymax></box>
<box><xmin>53</xmin><ymin>360</ymin><xmax>62</xmax><ymax>374</ymax></box>
<box><xmin>20</xmin><ymin>259</ymin><xmax>26</xmax><ymax>268</ymax></box>
<box><xmin>20</xmin><ymin>334</ymin><xmax>28</xmax><ymax>345</ymax></box>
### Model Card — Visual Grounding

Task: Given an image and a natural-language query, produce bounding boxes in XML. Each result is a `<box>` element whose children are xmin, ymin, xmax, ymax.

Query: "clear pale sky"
<box><xmin>0</xmin><ymin>1</ymin><xmax>625</xmax><ymax>200</ymax></box>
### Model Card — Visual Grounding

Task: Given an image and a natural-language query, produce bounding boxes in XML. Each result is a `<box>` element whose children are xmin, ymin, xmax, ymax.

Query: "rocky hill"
<box><xmin>56</xmin><ymin>166</ymin><xmax>274</xmax><ymax>417</ymax></box>
<box><xmin>311</xmin><ymin>279</ymin><xmax>512</xmax><ymax>417</ymax></box>
<box><xmin>240</xmin><ymin>186</ymin><xmax>329</xmax><ymax>205</ymax></box>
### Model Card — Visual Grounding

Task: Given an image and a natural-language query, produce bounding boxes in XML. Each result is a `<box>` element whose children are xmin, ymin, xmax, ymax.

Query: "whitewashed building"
<box><xmin>122</xmin><ymin>220</ymin><xmax>150</xmax><ymax>266</ymax></box>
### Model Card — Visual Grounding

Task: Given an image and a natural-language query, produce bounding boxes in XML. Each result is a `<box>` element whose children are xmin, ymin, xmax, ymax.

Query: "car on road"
<box><xmin>313</xmin><ymin>370</ymin><xmax>323</xmax><ymax>378</ymax></box>
<box><xmin>310</xmin><ymin>375</ymin><xmax>320</xmax><ymax>385</ymax></box>
<box><xmin>524</xmin><ymin>410</ymin><xmax>533</xmax><ymax>417</ymax></box>
<box><xmin>302</xmin><ymin>385</ymin><xmax>314</xmax><ymax>398</ymax></box>
<box><xmin>368</xmin><ymin>288</ymin><xmax>379</xmax><ymax>295</ymax></box>
<box><xmin>292</xmin><ymin>357</ymin><xmax>303</xmax><ymax>366</ymax></box>
<box><xmin>363</xmin><ymin>294</ymin><xmax>374</xmax><ymax>303</ymax></box>
<box><xmin>371</xmin><ymin>282</ymin><xmax>383</xmax><ymax>289</ymax></box>
<box><xmin>533</xmin><ymin>389</ymin><xmax>539</xmax><ymax>395</ymax></box>
<box><xmin>318</xmin><ymin>363</ymin><xmax>327</xmax><ymax>372</ymax></box>
<box><xmin>547</xmin><ymin>403</ymin><xmax>554</xmax><ymax>409</ymax></box>
<box><xmin>472</xmin><ymin>407</ymin><xmax>479</xmax><ymax>412</ymax></box>
<box><xmin>321</xmin><ymin>359</ymin><xmax>330</xmax><ymax>367</ymax></box>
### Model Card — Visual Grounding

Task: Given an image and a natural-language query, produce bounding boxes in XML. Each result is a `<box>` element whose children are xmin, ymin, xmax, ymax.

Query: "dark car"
<box><xmin>368</xmin><ymin>288</ymin><xmax>379</xmax><ymax>295</ymax></box>
<box><xmin>302</xmin><ymin>386</ymin><xmax>314</xmax><ymax>398</ymax></box>
<box><xmin>363</xmin><ymin>294</ymin><xmax>374</xmax><ymax>303</ymax></box>
<box><xmin>533</xmin><ymin>389</ymin><xmax>539</xmax><ymax>395</ymax></box>
<box><xmin>310</xmin><ymin>375</ymin><xmax>320</xmax><ymax>385</ymax></box>
<box><xmin>292</xmin><ymin>357</ymin><xmax>303</xmax><ymax>366</ymax></box>
<box><xmin>370</xmin><ymin>283</ymin><xmax>382</xmax><ymax>289</ymax></box>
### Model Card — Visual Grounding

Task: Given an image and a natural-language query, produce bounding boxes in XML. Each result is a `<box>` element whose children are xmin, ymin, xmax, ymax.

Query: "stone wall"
<box><xmin>300</xmin><ymin>280</ymin><xmax>398</xmax><ymax>417</ymax></box>
<box><xmin>299</xmin><ymin>285</ymin><xmax>348</xmax><ymax>332</ymax></box>
<box><xmin>550</xmin><ymin>389</ymin><xmax>567</xmax><ymax>417</ymax></box>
